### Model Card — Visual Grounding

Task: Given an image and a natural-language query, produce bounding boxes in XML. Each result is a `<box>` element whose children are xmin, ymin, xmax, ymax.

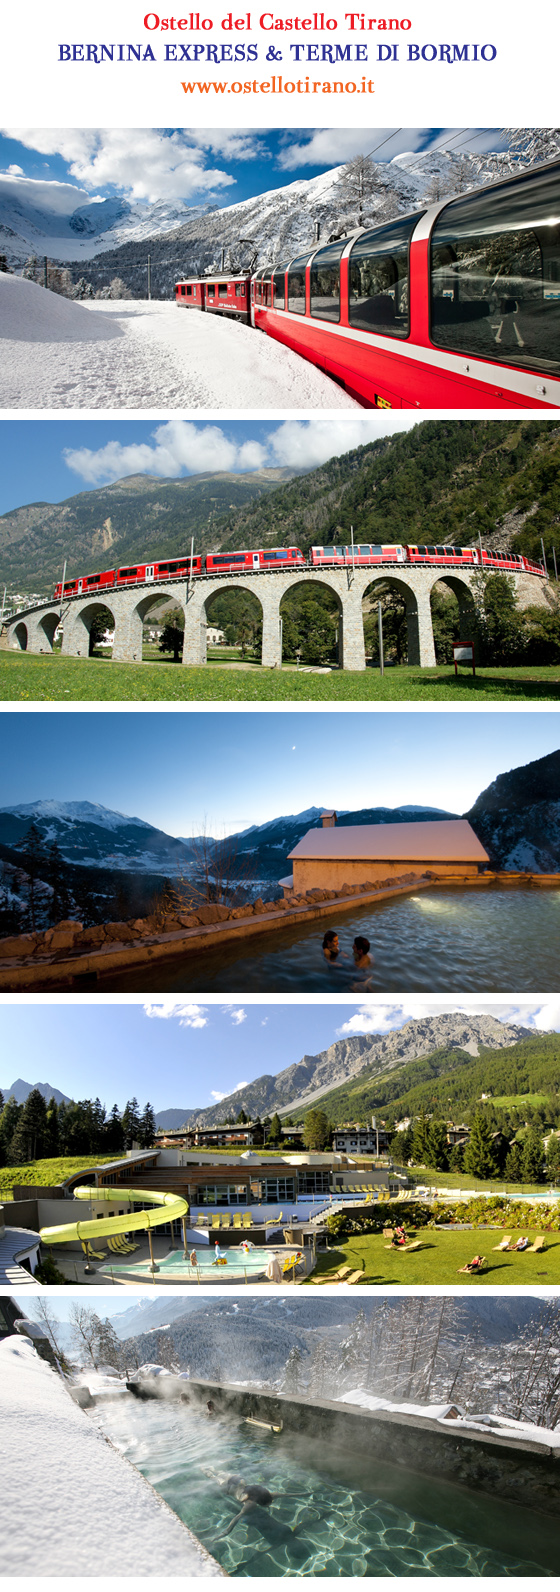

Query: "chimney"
<box><xmin>321</xmin><ymin>810</ymin><xmax>337</xmax><ymax>827</ymax></box>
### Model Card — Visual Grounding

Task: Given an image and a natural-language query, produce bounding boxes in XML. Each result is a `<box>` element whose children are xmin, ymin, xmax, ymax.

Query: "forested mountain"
<box><xmin>3</xmin><ymin>420</ymin><xmax>560</xmax><ymax>592</ymax></box>
<box><xmin>466</xmin><ymin>749</ymin><xmax>560</xmax><ymax>871</ymax></box>
<box><xmin>306</xmin><ymin>1032</ymin><xmax>560</xmax><ymax>1130</ymax></box>
<box><xmin>0</xmin><ymin>467</ymin><xmax>298</xmax><ymax>592</ymax></box>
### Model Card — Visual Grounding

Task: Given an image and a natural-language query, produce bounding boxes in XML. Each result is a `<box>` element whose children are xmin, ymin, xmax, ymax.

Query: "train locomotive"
<box><xmin>53</xmin><ymin>543</ymin><xmax>545</xmax><ymax>600</ymax></box>
<box><xmin>175</xmin><ymin>159</ymin><xmax>560</xmax><ymax>410</ymax></box>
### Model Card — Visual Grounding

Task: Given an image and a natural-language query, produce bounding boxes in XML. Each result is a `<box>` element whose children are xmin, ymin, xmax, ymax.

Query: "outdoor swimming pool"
<box><xmin>92</xmin><ymin>1396</ymin><xmax>555</xmax><ymax>1577</ymax></box>
<box><xmin>99</xmin><ymin>1246</ymin><xmax>273</xmax><ymax>1280</ymax></box>
<box><xmin>102</xmin><ymin>887</ymin><xmax>560</xmax><ymax>993</ymax></box>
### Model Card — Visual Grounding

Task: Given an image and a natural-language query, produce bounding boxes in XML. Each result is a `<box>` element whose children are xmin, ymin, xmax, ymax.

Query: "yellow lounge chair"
<box><xmin>492</xmin><ymin>1235</ymin><xmax>512</xmax><ymax>1251</ymax></box>
<box><xmin>211</xmin><ymin>1214</ymin><xmax>221</xmax><ymax>1229</ymax></box>
<box><xmin>196</xmin><ymin>1213</ymin><xmax>206</xmax><ymax>1226</ymax></box>
<box><xmin>233</xmin><ymin>1213</ymin><xmax>243</xmax><ymax>1228</ymax></box>
<box><xmin>221</xmin><ymin>1213</ymin><xmax>232</xmax><ymax>1228</ymax></box>
<box><xmin>526</xmin><ymin>1235</ymin><xmax>545</xmax><ymax>1253</ymax></box>
<box><xmin>242</xmin><ymin>1214</ymin><xmax>253</xmax><ymax>1228</ymax></box>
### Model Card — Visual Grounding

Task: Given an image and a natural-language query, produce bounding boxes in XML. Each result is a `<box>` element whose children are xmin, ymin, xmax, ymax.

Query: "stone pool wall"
<box><xmin>0</xmin><ymin>871</ymin><xmax>558</xmax><ymax>991</ymax></box>
<box><xmin>131</xmin><ymin>1378</ymin><xmax>560</xmax><ymax>1519</ymax></box>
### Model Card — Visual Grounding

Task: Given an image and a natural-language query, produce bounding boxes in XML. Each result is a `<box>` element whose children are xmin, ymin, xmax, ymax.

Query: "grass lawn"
<box><xmin>0</xmin><ymin>1154</ymin><xmax>119</xmax><ymax>1195</ymax></box>
<box><xmin>2</xmin><ymin>651</ymin><xmax>560</xmax><ymax>701</ymax></box>
<box><xmin>490</xmin><ymin>1093</ymin><xmax>550</xmax><ymax>1109</ymax></box>
<box><xmin>409</xmin><ymin>1168</ymin><xmax>554</xmax><ymax>1196</ymax></box>
<box><xmin>305</xmin><ymin>1228</ymin><xmax>560</xmax><ymax>1285</ymax></box>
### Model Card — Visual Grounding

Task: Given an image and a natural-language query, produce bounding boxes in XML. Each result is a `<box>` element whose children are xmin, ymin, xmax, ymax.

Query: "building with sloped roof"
<box><xmin>285</xmin><ymin>817</ymin><xmax>489</xmax><ymax>894</ymax></box>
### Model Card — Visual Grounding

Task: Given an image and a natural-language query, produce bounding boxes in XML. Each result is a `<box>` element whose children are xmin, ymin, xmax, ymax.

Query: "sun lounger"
<box><xmin>211</xmin><ymin>1214</ymin><xmax>221</xmax><ymax>1229</ymax></box>
<box><xmin>492</xmin><ymin>1235</ymin><xmax>511</xmax><ymax>1251</ymax></box>
<box><xmin>527</xmin><ymin>1235</ymin><xmax>545</xmax><ymax>1253</ymax></box>
<box><xmin>346</xmin><ymin>1270</ymin><xmax>366</xmax><ymax>1284</ymax></box>
<box><xmin>196</xmin><ymin>1213</ymin><xmax>206</xmax><ymax>1226</ymax></box>
<box><xmin>313</xmin><ymin>1265</ymin><xmax>353</xmax><ymax>1284</ymax></box>
<box><xmin>457</xmin><ymin>1256</ymin><xmax>487</xmax><ymax>1275</ymax></box>
<box><xmin>242</xmin><ymin>1214</ymin><xmax>253</xmax><ymax>1228</ymax></box>
<box><xmin>233</xmin><ymin>1214</ymin><xmax>243</xmax><ymax>1228</ymax></box>
<box><xmin>382</xmin><ymin>1228</ymin><xmax>394</xmax><ymax>1239</ymax></box>
<box><xmin>221</xmin><ymin>1213</ymin><xmax>232</xmax><ymax>1228</ymax></box>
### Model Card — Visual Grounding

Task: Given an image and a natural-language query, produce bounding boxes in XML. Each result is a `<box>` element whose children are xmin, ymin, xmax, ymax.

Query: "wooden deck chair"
<box><xmin>492</xmin><ymin>1235</ymin><xmax>512</xmax><ymax>1251</ymax></box>
<box><xmin>313</xmin><ymin>1265</ymin><xmax>353</xmax><ymax>1285</ymax></box>
<box><xmin>403</xmin><ymin>1239</ymin><xmax>424</xmax><ymax>1252</ymax></box>
<box><xmin>382</xmin><ymin>1228</ymin><xmax>394</xmax><ymax>1240</ymax></box>
<box><xmin>233</xmin><ymin>1213</ymin><xmax>243</xmax><ymax>1228</ymax></box>
<box><xmin>457</xmin><ymin>1256</ymin><xmax>487</xmax><ymax>1275</ymax></box>
<box><xmin>526</xmin><ymin>1235</ymin><xmax>545</xmax><ymax>1253</ymax></box>
<box><xmin>346</xmin><ymin>1270</ymin><xmax>366</xmax><ymax>1284</ymax></box>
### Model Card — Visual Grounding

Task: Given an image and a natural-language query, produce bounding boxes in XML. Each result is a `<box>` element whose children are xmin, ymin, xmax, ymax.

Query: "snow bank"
<box><xmin>0</xmin><ymin>272</ymin><xmax>121</xmax><ymax>344</ymax></box>
<box><xmin>0</xmin><ymin>1338</ymin><xmax>225</xmax><ymax>1576</ymax></box>
<box><xmin>340</xmin><ymin>1389</ymin><xmax>560</xmax><ymax>1448</ymax></box>
<box><xmin>0</xmin><ymin>284</ymin><xmax>359</xmax><ymax>409</ymax></box>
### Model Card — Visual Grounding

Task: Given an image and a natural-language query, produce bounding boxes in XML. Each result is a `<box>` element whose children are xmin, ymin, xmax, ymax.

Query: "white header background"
<box><xmin>2</xmin><ymin>0</ymin><xmax>557</xmax><ymax>127</ymax></box>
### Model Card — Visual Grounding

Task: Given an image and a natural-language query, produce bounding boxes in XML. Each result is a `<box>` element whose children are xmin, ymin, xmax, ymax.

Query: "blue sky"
<box><xmin>0</xmin><ymin>416</ymin><xmax>417</xmax><ymax>513</ymax></box>
<box><xmin>0</xmin><ymin>126</ymin><xmax>503</xmax><ymax>210</ymax></box>
<box><xmin>1</xmin><ymin>713</ymin><xmax>559</xmax><ymax>837</ymax></box>
<box><xmin>2</xmin><ymin>999</ymin><xmax>558</xmax><ymax>1115</ymax></box>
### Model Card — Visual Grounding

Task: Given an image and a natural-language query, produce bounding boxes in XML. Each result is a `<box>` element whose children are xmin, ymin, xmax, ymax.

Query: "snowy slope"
<box><xmin>0</xmin><ymin>177</ymin><xmax>209</xmax><ymax>265</ymax></box>
<box><xmin>0</xmin><ymin>797</ymin><xmax>194</xmax><ymax>873</ymax></box>
<box><xmin>0</xmin><ymin>1336</ymin><xmax>224</xmax><ymax>1576</ymax></box>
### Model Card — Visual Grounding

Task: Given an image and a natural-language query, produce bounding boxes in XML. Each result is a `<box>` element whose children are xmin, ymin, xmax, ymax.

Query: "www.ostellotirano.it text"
<box><xmin>180</xmin><ymin>73</ymin><xmax>375</xmax><ymax>88</ymax></box>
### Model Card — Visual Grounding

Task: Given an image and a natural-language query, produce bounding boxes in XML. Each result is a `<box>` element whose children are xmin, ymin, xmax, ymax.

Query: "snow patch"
<box><xmin>340</xmin><ymin>1389</ymin><xmax>560</xmax><ymax>1447</ymax></box>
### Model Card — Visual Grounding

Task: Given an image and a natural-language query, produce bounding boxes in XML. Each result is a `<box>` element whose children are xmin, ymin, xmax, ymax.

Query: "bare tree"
<box><xmin>161</xmin><ymin>823</ymin><xmax>256</xmax><ymax>916</ymax></box>
<box><xmin>334</xmin><ymin>155</ymin><xmax>386</xmax><ymax>227</ymax></box>
<box><xmin>69</xmin><ymin>1304</ymin><xmax>104</xmax><ymax>1370</ymax></box>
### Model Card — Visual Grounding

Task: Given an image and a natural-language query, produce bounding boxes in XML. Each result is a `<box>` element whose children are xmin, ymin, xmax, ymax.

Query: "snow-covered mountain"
<box><xmin>1</xmin><ymin>147</ymin><xmax>485</xmax><ymax>279</ymax></box>
<box><xmin>0</xmin><ymin>175</ymin><xmax>210</xmax><ymax>266</ymax></box>
<box><xmin>0</xmin><ymin>799</ymin><xmax>194</xmax><ymax>874</ymax></box>
<box><xmin>466</xmin><ymin>750</ymin><xmax>560</xmax><ymax>872</ymax></box>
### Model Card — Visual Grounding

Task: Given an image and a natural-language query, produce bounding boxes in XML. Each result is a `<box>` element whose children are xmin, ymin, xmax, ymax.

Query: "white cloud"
<box><xmin>336</xmin><ymin>1002</ymin><xmax>556</xmax><ymax>1036</ymax></box>
<box><xmin>211</xmin><ymin>1080</ymin><xmax>248</xmax><ymax>1101</ymax></box>
<box><xmin>143</xmin><ymin>1001</ymin><xmax>208</xmax><ymax>1028</ymax></box>
<box><xmin>0</xmin><ymin>171</ymin><xmax>97</xmax><ymax>215</ymax></box>
<box><xmin>234</xmin><ymin>1080</ymin><xmax>249</xmax><ymax>1089</ymax></box>
<box><xmin>63</xmin><ymin>416</ymin><xmax>415</xmax><ymax>488</ymax></box>
<box><xmin>211</xmin><ymin>1089</ymin><xmax>227</xmax><ymax>1101</ymax></box>
<box><xmin>1</xmin><ymin>129</ymin><xmax>238</xmax><ymax>204</ymax></box>
<box><xmin>277</xmin><ymin>128</ymin><xmax>424</xmax><ymax>170</ymax></box>
<box><xmin>229</xmin><ymin>1010</ymin><xmax>247</xmax><ymax>1027</ymax></box>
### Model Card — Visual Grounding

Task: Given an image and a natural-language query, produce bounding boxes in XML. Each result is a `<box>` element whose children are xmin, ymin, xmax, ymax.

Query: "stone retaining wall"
<box><xmin>126</xmin><ymin>1377</ymin><xmax>560</xmax><ymax>1519</ymax></box>
<box><xmin>0</xmin><ymin>871</ymin><xmax>558</xmax><ymax>991</ymax></box>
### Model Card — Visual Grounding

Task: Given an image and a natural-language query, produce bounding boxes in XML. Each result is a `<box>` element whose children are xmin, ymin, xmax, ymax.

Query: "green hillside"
<box><xmin>306</xmin><ymin>1032</ymin><xmax>560</xmax><ymax>1131</ymax></box>
<box><xmin>3</xmin><ymin>418</ymin><xmax>560</xmax><ymax>591</ymax></box>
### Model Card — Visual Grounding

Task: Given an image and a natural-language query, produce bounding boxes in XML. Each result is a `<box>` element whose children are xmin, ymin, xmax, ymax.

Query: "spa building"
<box><xmin>283</xmin><ymin>813</ymin><xmax>490</xmax><ymax>894</ymax></box>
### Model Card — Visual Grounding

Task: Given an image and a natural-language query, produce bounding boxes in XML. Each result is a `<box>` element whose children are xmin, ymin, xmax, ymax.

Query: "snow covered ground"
<box><xmin>0</xmin><ymin>274</ymin><xmax>358</xmax><ymax>410</ymax></box>
<box><xmin>0</xmin><ymin>1337</ymin><xmax>225</xmax><ymax>1576</ymax></box>
<box><xmin>340</xmin><ymin>1390</ymin><xmax>560</xmax><ymax>1448</ymax></box>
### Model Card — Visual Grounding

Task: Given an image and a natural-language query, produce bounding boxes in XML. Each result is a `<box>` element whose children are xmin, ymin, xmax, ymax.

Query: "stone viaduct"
<box><xmin>1</xmin><ymin>564</ymin><xmax>550</xmax><ymax>672</ymax></box>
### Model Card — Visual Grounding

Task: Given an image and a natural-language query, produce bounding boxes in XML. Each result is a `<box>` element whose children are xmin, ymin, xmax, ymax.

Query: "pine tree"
<box><xmin>18</xmin><ymin>822</ymin><xmax>48</xmax><ymax>932</ymax></box>
<box><xmin>45</xmin><ymin>840</ymin><xmax>71</xmax><ymax>925</ymax></box>
<box><xmin>463</xmin><ymin>1114</ymin><xmax>497</xmax><ymax>1181</ymax></box>
<box><xmin>504</xmin><ymin>1142</ymin><xmax>524</xmax><ymax>1184</ymax></box>
<box><xmin>105</xmin><ymin>1104</ymin><xmax>124</xmax><ymax>1153</ymax></box>
<box><xmin>411</xmin><ymin>1112</ymin><xmax>429</xmax><ymax>1165</ymax></box>
<box><xmin>521</xmin><ymin>1127</ymin><xmax>545</xmax><ymax>1185</ymax></box>
<box><xmin>283</xmin><ymin>1345</ymin><xmax>304</xmax><ymax>1394</ymax></box>
<box><xmin>139</xmin><ymin>1103</ymin><xmax>156</xmax><ymax>1148</ymax></box>
<box><xmin>122</xmin><ymin>1098</ymin><xmax>141</xmax><ymax>1148</ymax></box>
<box><xmin>546</xmin><ymin>1135</ymin><xmax>560</xmax><ymax>1185</ymax></box>
<box><xmin>425</xmin><ymin>1119</ymin><xmax>449</xmax><ymax>1172</ymax></box>
<box><xmin>9</xmin><ymin>1087</ymin><xmax>48</xmax><ymax>1162</ymax></box>
<box><xmin>267</xmin><ymin>1112</ymin><xmax>283</xmax><ymax>1145</ymax></box>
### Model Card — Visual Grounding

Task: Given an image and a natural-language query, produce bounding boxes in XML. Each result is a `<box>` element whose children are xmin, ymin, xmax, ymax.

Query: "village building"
<box><xmin>282</xmin><ymin>814</ymin><xmax>490</xmax><ymax>894</ymax></box>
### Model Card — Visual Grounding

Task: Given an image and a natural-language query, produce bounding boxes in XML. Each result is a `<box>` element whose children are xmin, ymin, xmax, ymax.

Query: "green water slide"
<box><xmin>39</xmin><ymin>1184</ymin><xmax>189</xmax><ymax>1245</ymax></box>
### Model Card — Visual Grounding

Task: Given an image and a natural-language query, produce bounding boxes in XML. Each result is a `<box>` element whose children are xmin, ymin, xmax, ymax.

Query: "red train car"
<box><xmin>205</xmin><ymin>547</ymin><xmax>305</xmax><ymax>574</ymax></box>
<box><xmin>175</xmin><ymin>278</ymin><xmax>205</xmax><ymax>310</ymax></box>
<box><xmin>175</xmin><ymin>274</ymin><xmax>251</xmax><ymax>323</ymax></box>
<box><xmin>310</xmin><ymin>544</ymin><xmax>406</xmax><ymax>566</ymax></box>
<box><xmin>53</xmin><ymin>555</ymin><xmax>202</xmax><ymax>601</ymax></box>
<box><xmin>250</xmin><ymin>159</ymin><xmax>560</xmax><ymax>410</ymax></box>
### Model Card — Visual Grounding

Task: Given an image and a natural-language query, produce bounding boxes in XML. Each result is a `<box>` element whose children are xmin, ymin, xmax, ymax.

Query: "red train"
<box><xmin>175</xmin><ymin>159</ymin><xmax>560</xmax><ymax>409</ymax></box>
<box><xmin>175</xmin><ymin>273</ymin><xmax>250</xmax><ymax>323</ymax></box>
<box><xmin>53</xmin><ymin>543</ymin><xmax>545</xmax><ymax>600</ymax></box>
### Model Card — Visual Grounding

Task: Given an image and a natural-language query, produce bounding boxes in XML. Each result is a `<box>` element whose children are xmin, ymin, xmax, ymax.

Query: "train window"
<box><xmin>310</xmin><ymin>241</ymin><xmax>344</xmax><ymax>322</ymax></box>
<box><xmin>235</xmin><ymin>283</ymin><xmax>245</xmax><ymax>297</ymax></box>
<box><xmin>219</xmin><ymin>284</ymin><xmax>228</xmax><ymax>297</ymax></box>
<box><xmin>430</xmin><ymin>164</ymin><xmax>560</xmax><ymax>373</ymax></box>
<box><xmin>288</xmin><ymin>254</ymin><xmax>312</xmax><ymax>314</ymax></box>
<box><xmin>436</xmin><ymin>546</ymin><xmax>446</xmax><ymax>556</ymax></box>
<box><xmin>273</xmin><ymin>266</ymin><xmax>287</xmax><ymax>309</ymax></box>
<box><xmin>207</xmin><ymin>285</ymin><xmax>215</xmax><ymax>296</ymax></box>
<box><xmin>186</xmin><ymin>285</ymin><xmax>192</xmax><ymax>296</ymax></box>
<box><xmin>348</xmin><ymin>215</ymin><xmax>422</xmax><ymax>337</ymax></box>
<box><xmin>118</xmin><ymin>568</ymin><xmax>138</xmax><ymax>578</ymax></box>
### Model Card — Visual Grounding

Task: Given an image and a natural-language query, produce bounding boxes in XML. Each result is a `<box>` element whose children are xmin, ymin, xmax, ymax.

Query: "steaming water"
<box><xmin>101</xmin><ymin>887</ymin><xmax>560</xmax><ymax>993</ymax></box>
<box><xmin>92</xmin><ymin>1397</ymin><xmax>553</xmax><ymax>1577</ymax></box>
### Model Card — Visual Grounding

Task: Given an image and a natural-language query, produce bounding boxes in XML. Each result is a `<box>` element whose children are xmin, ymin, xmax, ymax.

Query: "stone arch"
<box><xmin>361</xmin><ymin>574</ymin><xmax>426</xmax><ymax>667</ymax></box>
<box><xmin>428</xmin><ymin>572</ymin><xmax>478</xmax><ymax>661</ymax></box>
<box><xmin>36</xmin><ymin>610</ymin><xmax>60</xmax><ymax>652</ymax></box>
<box><xmin>11</xmin><ymin>620</ymin><xmax>27</xmax><ymax>651</ymax></box>
<box><xmin>279</xmin><ymin>576</ymin><xmax>342</xmax><ymax>667</ymax></box>
<box><xmin>185</xmin><ymin>578</ymin><xmax>265</xmax><ymax>667</ymax></box>
<box><xmin>61</xmin><ymin>599</ymin><xmax>118</xmax><ymax>660</ymax></box>
<box><xmin>130</xmin><ymin>588</ymin><xmax>187</xmax><ymax>664</ymax></box>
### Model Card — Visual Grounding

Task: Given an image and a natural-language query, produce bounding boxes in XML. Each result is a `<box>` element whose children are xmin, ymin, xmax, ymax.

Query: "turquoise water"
<box><xmin>99</xmin><ymin>887</ymin><xmax>560</xmax><ymax>993</ymax></box>
<box><xmin>93</xmin><ymin>1398</ymin><xmax>554</xmax><ymax>1577</ymax></box>
<box><xmin>99</xmin><ymin>1245</ymin><xmax>272</xmax><ymax>1280</ymax></box>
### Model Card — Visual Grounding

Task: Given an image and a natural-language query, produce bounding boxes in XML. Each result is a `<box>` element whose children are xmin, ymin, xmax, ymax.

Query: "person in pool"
<box><xmin>323</xmin><ymin>930</ymin><xmax>346</xmax><ymax>961</ymax></box>
<box><xmin>352</xmin><ymin>935</ymin><xmax>372</xmax><ymax>969</ymax></box>
<box><xmin>189</xmin><ymin>1248</ymin><xmax>198</xmax><ymax>1268</ymax></box>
